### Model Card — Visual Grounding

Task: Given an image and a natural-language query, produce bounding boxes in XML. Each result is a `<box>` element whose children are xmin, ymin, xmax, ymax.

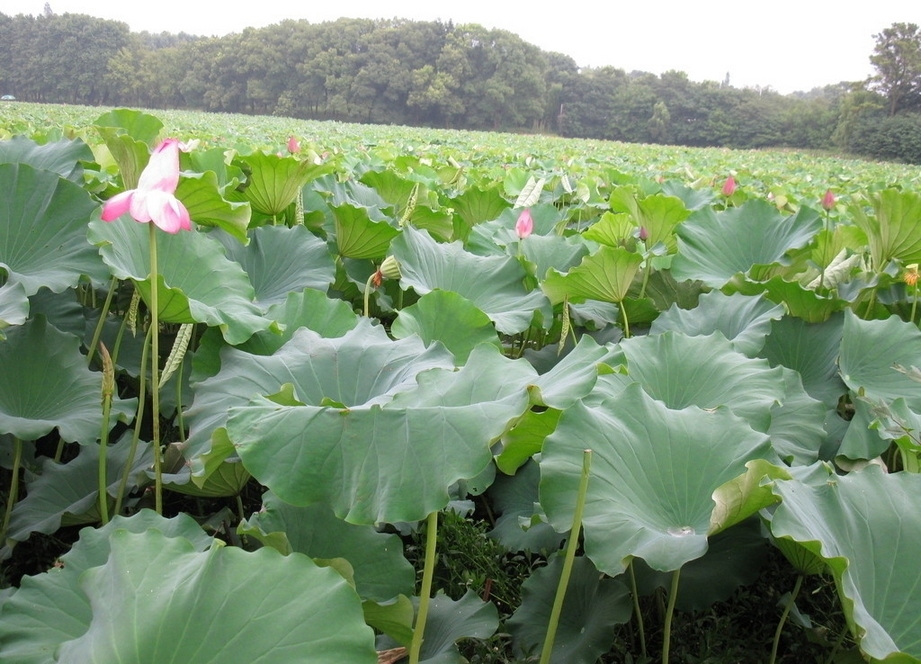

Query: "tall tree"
<box><xmin>870</xmin><ymin>22</ymin><xmax>921</xmax><ymax>116</ymax></box>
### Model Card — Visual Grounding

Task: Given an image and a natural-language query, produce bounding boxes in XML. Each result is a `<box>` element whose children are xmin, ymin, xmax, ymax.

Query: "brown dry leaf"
<box><xmin>377</xmin><ymin>647</ymin><xmax>407</xmax><ymax>664</ymax></box>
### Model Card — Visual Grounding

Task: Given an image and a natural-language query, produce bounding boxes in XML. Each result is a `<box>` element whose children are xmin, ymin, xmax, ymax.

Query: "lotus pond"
<box><xmin>0</xmin><ymin>106</ymin><xmax>920</xmax><ymax>664</ymax></box>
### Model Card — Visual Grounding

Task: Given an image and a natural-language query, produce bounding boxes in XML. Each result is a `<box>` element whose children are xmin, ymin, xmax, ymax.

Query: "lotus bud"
<box><xmin>637</xmin><ymin>226</ymin><xmax>649</xmax><ymax>241</ymax></box>
<box><xmin>379</xmin><ymin>255</ymin><xmax>402</xmax><ymax>281</ymax></box>
<box><xmin>516</xmin><ymin>208</ymin><xmax>534</xmax><ymax>239</ymax></box>
<box><xmin>287</xmin><ymin>136</ymin><xmax>301</xmax><ymax>154</ymax></box>
<box><xmin>721</xmin><ymin>175</ymin><xmax>737</xmax><ymax>197</ymax></box>
<box><xmin>822</xmin><ymin>189</ymin><xmax>836</xmax><ymax>211</ymax></box>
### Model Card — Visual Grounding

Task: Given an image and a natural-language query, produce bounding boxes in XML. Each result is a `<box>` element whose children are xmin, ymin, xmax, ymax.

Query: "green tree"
<box><xmin>870</xmin><ymin>22</ymin><xmax>921</xmax><ymax>116</ymax></box>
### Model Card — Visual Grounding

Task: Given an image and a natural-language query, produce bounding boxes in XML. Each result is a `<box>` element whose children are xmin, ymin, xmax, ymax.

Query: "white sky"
<box><xmin>4</xmin><ymin>0</ymin><xmax>920</xmax><ymax>94</ymax></box>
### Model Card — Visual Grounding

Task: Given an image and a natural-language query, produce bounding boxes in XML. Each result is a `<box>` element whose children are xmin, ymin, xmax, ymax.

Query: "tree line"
<box><xmin>2</xmin><ymin>11</ymin><xmax>920</xmax><ymax>162</ymax></box>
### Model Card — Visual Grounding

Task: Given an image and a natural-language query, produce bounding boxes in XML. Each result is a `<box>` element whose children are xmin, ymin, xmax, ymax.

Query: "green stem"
<box><xmin>639</xmin><ymin>260</ymin><xmax>651</xmax><ymax>299</ymax></box>
<box><xmin>409</xmin><ymin>511</ymin><xmax>439</xmax><ymax>664</ymax></box>
<box><xmin>629</xmin><ymin>560</ymin><xmax>647</xmax><ymax>658</ymax></box>
<box><xmin>769</xmin><ymin>574</ymin><xmax>803</xmax><ymax>664</ymax></box>
<box><xmin>87</xmin><ymin>277</ymin><xmax>118</xmax><ymax>367</ymax></box>
<box><xmin>1</xmin><ymin>437</ymin><xmax>23</xmax><ymax>543</ymax></box>
<box><xmin>114</xmin><ymin>325</ymin><xmax>151</xmax><ymax>516</ymax></box>
<box><xmin>53</xmin><ymin>438</ymin><xmax>65</xmax><ymax>463</ymax></box>
<box><xmin>540</xmin><ymin>449</ymin><xmax>592</xmax><ymax>664</ymax></box>
<box><xmin>98</xmin><ymin>350</ymin><xmax>114</xmax><ymax>526</ymax></box>
<box><xmin>910</xmin><ymin>284</ymin><xmax>918</xmax><ymax>326</ymax></box>
<box><xmin>149</xmin><ymin>222</ymin><xmax>162</xmax><ymax>515</ymax></box>
<box><xmin>619</xmin><ymin>301</ymin><xmax>631</xmax><ymax>339</ymax></box>
<box><xmin>364</xmin><ymin>273</ymin><xmax>375</xmax><ymax>318</ymax></box>
<box><xmin>661</xmin><ymin>568</ymin><xmax>681</xmax><ymax>664</ymax></box>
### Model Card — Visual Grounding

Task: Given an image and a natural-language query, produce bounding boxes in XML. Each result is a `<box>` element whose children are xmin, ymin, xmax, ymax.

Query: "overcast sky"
<box><xmin>4</xmin><ymin>0</ymin><xmax>920</xmax><ymax>94</ymax></box>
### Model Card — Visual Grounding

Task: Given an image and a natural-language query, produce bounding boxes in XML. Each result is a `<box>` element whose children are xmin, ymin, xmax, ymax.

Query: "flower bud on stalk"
<box><xmin>516</xmin><ymin>208</ymin><xmax>534</xmax><ymax>239</ymax></box>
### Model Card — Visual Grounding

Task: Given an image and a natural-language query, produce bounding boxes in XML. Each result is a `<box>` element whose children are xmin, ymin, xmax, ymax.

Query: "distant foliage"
<box><xmin>0</xmin><ymin>13</ymin><xmax>919</xmax><ymax>161</ymax></box>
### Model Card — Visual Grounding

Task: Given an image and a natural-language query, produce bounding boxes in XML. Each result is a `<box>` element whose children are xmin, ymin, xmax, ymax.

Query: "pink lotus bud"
<box><xmin>516</xmin><ymin>208</ymin><xmax>533</xmax><ymax>239</ymax></box>
<box><xmin>287</xmin><ymin>136</ymin><xmax>300</xmax><ymax>154</ymax></box>
<box><xmin>637</xmin><ymin>226</ymin><xmax>649</xmax><ymax>241</ymax></box>
<box><xmin>721</xmin><ymin>176</ymin><xmax>737</xmax><ymax>197</ymax></box>
<box><xmin>822</xmin><ymin>189</ymin><xmax>835</xmax><ymax>211</ymax></box>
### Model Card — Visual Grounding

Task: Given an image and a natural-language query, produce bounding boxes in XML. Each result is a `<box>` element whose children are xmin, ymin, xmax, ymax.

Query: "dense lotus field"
<box><xmin>0</xmin><ymin>105</ymin><xmax>920</xmax><ymax>664</ymax></box>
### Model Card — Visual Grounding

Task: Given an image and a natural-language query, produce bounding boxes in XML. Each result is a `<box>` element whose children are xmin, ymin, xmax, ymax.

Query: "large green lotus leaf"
<box><xmin>633</xmin><ymin>517</ymin><xmax>769</xmax><ymax>612</ymax></box>
<box><xmin>759</xmin><ymin>313</ymin><xmax>847</xmax><ymax>409</ymax></box>
<box><xmin>391</xmin><ymin>290</ymin><xmax>501</xmax><ymax>364</ymax></box>
<box><xmin>88</xmin><ymin>218</ymin><xmax>273</xmax><ymax>344</ymax></box>
<box><xmin>839</xmin><ymin>311</ymin><xmax>921</xmax><ymax>410</ymax></box>
<box><xmin>236</xmin><ymin>150</ymin><xmax>332</xmax><ymax>216</ymax></box>
<box><xmin>540</xmin><ymin>383</ymin><xmax>772</xmax><ymax>575</ymax></box>
<box><xmin>581</xmin><ymin>211</ymin><xmax>634</xmax><ymax>248</ymax></box>
<box><xmin>175</xmin><ymin>170</ymin><xmax>251</xmax><ymax>243</ymax></box>
<box><xmin>95</xmin><ymin>131</ymin><xmax>151</xmax><ymax>190</ymax></box>
<box><xmin>651</xmin><ymin>291</ymin><xmax>784</xmax><ymax>357</ymax></box>
<box><xmin>615</xmin><ymin>331</ymin><xmax>786</xmax><ymax>433</ymax></box>
<box><xmin>184</xmin><ymin>320</ymin><xmax>454</xmax><ymax>467</ymax></box>
<box><xmin>768</xmin><ymin>367</ymin><xmax>828</xmax><ymax>465</ymax></box>
<box><xmin>214</xmin><ymin>225</ymin><xmax>336</xmax><ymax>310</ymax></box>
<box><xmin>770</xmin><ymin>467</ymin><xmax>921</xmax><ymax>662</ymax></box>
<box><xmin>52</xmin><ymin>529</ymin><xmax>376</xmax><ymax>664</ymax></box>
<box><xmin>634</xmin><ymin>192</ymin><xmax>691</xmax><ymax>252</ymax></box>
<box><xmin>0</xmin><ymin>316</ymin><xmax>124</xmax><ymax>443</ymax></box>
<box><xmin>508</xmin><ymin>556</ymin><xmax>631</xmax><ymax>664</ymax></box>
<box><xmin>3</xmin><ymin>433</ymin><xmax>151</xmax><ymax>554</ymax></box>
<box><xmin>240</xmin><ymin>491</ymin><xmax>414</xmax><ymax>602</ymax></box>
<box><xmin>0</xmin><ymin>282</ymin><xmax>28</xmax><ymax>338</ymax></box>
<box><xmin>94</xmin><ymin>108</ymin><xmax>164</xmax><ymax>146</ymax></box>
<box><xmin>671</xmin><ymin>200</ymin><xmax>821</xmax><ymax>288</ymax></box>
<box><xmin>191</xmin><ymin>289</ymin><xmax>360</xmax><ymax>382</ymax></box>
<box><xmin>851</xmin><ymin>189</ymin><xmax>921</xmax><ymax>269</ymax></box>
<box><xmin>413</xmin><ymin>591</ymin><xmax>499</xmax><ymax>664</ymax></box>
<box><xmin>838</xmin><ymin>398</ymin><xmax>892</xmax><ymax>462</ymax></box>
<box><xmin>541</xmin><ymin>245</ymin><xmax>643</xmax><ymax>305</ymax></box>
<box><xmin>487</xmin><ymin>460</ymin><xmax>567</xmax><ymax>553</ymax></box>
<box><xmin>729</xmin><ymin>275</ymin><xmax>850</xmax><ymax>323</ymax></box>
<box><xmin>527</xmin><ymin>335</ymin><xmax>618</xmax><ymax>410</ymax></box>
<box><xmin>495</xmin><ymin>408</ymin><xmax>562</xmax><ymax>476</ymax></box>
<box><xmin>227</xmin><ymin>344</ymin><xmax>536</xmax><ymax>524</ymax></box>
<box><xmin>392</xmin><ymin>225</ymin><xmax>552</xmax><ymax>335</ymax></box>
<box><xmin>0</xmin><ymin>136</ymin><xmax>93</xmax><ymax>182</ymax></box>
<box><xmin>0</xmin><ymin>511</ymin><xmax>209</xmax><ymax>664</ymax></box>
<box><xmin>332</xmin><ymin>203</ymin><xmax>401</xmax><ymax>259</ymax></box>
<box><xmin>520</xmin><ymin>234</ymin><xmax>591</xmax><ymax>280</ymax></box>
<box><xmin>0</xmin><ymin>163</ymin><xmax>107</xmax><ymax>296</ymax></box>
<box><xmin>464</xmin><ymin>206</ymin><xmax>565</xmax><ymax>256</ymax></box>
<box><xmin>661</xmin><ymin>180</ymin><xmax>716</xmax><ymax>211</ymax></box>
<box><xmin>448</xmin><ymin>185</ymin><xmax>509</xmax><ymax>232</ymax></box>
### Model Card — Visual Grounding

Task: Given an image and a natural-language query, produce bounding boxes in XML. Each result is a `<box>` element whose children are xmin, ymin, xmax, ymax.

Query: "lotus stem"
<box><xmin>769</xmin><ymin>574</ymin><xmax>803</xmax><ymax>664</ymax></box>
<box><xmin>149</xmin><ymin>222</ymin><xmax>163</xmax><ymax>514</ymax></box>
<box><xmin>364</xmin><ymin>272</ymin><xmax>375</xmax><ymax>318</ymax></box>
<box><xmin>98</xmin><ymin>342</ymin><xmax>115</xmax><ymax>525</ymax></box>
<box><xmin>87</xmin><ymin>276</ymin><xmax>118</xmax><ymax>368</ymax></box>
<box><xmin>661</xmin><ymin>568</ymin><xmax>681</xmax><ymax>664</ymax></box>
<box><xmin>1</xmin><ymin>437</ymin><xmax>23</xmax><ymax>544</ymax></box>
<box><xmin>619</xmin><ymin>301</ymin><xmax>631</xmax><ymax>339</ymax></box>
<box><xmin>540</xmin><ymin>449</ymin><xmax>592</xmax><ymax>664</ymax></box>
<box><xmin>629</xmin><ymin>560</ymin><xmax>648</xmax><ymax>658</ymax></box>
<box><xmin>114</xmin><ymin>325</ymin><xmax>151</xmax><ymax>516</ymax></box>
<box><xmin>409</xmin><ymin>510</ymin><xmax>439</xmax><ymax>664</ymax></box>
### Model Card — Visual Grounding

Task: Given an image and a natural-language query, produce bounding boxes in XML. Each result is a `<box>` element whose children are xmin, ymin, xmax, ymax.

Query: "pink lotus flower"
<box><xmin>822</xmin><ymin>189</ymin><xmax>835</xmax><ymax>211</ymax></box>
<box><xmin>516</xmin><ymin>208</ymin><xmax>533</xmax><ymax>239</ymax></box>
<box><xmin>287</xmin><ymin>136</ymin><xmax>301</xmax><ymax>153</ymax></box>
<box><xmin>721</xmin><ymin>176</ymin><xmax>737</xmax><ymax>197</ymax></box>
<box><xmin>100</xmin><ymin>138</ymin><xmax>191</xmax><ymax>234</ymax></box>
